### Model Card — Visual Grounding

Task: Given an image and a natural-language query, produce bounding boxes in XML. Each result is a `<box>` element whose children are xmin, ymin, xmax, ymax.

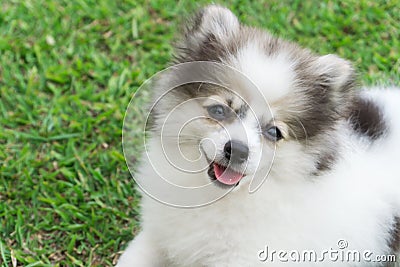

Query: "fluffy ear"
<box><xmin>184</xmin><ymin>5</ymin><xmax>240</xmax><ymax>50</ymax></box>
<box><xmin>314</xmin><ymin>54</ymin><xmax>355</xmax><ymax>91</ymax></box>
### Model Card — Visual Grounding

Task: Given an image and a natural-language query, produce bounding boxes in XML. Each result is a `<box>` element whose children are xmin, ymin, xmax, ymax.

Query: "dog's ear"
<box><xmin>185</xmin><ymin>5</ymin><xmax>239</xmax><ymax>47</ymax></box>
<box><xmin>175</xmin><ymin>5</ymin><xmax>239</xmax><ymax>61</ymax></box>
<box><xmin>308</xmin><ymin>54</ymin><xmax>356</xmax><ymax>117</ymax></box>
<box><xmin>314</xmin><ymin>54</ymin><xmax>355</xmax><ymax>93</ymax></box>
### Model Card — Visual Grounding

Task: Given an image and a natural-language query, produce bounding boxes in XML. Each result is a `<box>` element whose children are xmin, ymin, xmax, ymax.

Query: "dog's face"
<box><xmin>149</xmin><ymin>5</ymin><xmax>356</xmax><ymax>190</ymax></box>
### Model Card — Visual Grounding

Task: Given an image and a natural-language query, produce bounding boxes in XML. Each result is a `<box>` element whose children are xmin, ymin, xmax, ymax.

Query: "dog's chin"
<box><xmin>207</xmin><ymin>161</ymin><xmax>246</xmax><ymax>189</ymax></box>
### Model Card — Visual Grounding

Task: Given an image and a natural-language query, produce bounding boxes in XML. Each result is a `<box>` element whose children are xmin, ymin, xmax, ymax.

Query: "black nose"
<box><xmin>224</xmin><ymin>140</ymin><xmax>249</xmax><ymax>164</ymax></box>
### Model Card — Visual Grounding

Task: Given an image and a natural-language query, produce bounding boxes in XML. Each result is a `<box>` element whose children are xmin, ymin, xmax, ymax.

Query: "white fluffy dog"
<box><xmin>118</xmin><ymin>5</ymin><xmax>400</xmax><ymax>267</ymax></box>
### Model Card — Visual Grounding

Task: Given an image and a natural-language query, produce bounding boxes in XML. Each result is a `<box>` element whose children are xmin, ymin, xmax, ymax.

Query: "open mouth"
<box><xmin>208</xmin><ymin>162</ymin><xmax>245</xmax><ymax>187</ymax></box>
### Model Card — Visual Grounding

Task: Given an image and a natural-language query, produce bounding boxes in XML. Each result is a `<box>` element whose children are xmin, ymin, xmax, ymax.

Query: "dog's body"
<box><xmin>118</xmin><ymin>6</ymin><xmax>400</xmax><ymax>267</ymax></box>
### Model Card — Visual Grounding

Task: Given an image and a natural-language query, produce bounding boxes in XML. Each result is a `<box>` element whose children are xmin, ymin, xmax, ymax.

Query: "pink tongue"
<box><xmin>213</xmin><ymin>164</ymin><xmax>244</xmax><ymax>185</ymax></box>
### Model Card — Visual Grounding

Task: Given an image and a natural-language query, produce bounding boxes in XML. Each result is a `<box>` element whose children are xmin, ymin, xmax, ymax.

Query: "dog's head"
<box><xmin>148</xmin><ymin>5</ymin><xmax>356</xmax><ymax>190</ymax></box>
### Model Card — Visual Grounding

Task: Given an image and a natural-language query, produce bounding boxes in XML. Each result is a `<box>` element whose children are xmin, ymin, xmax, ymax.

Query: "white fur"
<box><xmin>117</xmin><ymin>5</ymin><xmax>400</xmax><ymax>266</ymax></box>
<box><xmin>118</xmin><ymin>87</ymin><xmax>400</xmax><ymax>267</ymax></box>
<box><xmin>230</xmin><ymin>43</ymin><xmax>296</xmax><ymax>102</ymax></box>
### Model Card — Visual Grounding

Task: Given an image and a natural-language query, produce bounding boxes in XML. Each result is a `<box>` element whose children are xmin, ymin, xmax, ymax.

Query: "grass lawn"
<box><xmin>0</xmin><ymin>0</ymin><xmax>399</xmax><ymax>266</ymax></box>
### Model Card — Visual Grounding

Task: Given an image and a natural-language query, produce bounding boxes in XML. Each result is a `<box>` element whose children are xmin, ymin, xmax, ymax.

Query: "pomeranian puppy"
<box><xmin>118</xmin><ymin>5</ymin><xmax>400</xmax><ymax>267</ymax></box>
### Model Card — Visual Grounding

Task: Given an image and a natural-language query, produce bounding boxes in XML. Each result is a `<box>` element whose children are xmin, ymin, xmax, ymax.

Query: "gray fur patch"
<box><xmin>389</xmin><ymin>216</ymin><xmax>400</xmax><ymax>254</ymax></box>
<box><xmin>314</xmin><ymin>148</ymin><xmax>337</xmax><ymax>174</ymax></box>
<box><xmin>349</xmin><ymin>96</ymin><xmax>388</xmax><ymax>140</ymax></box>
<box><xmin>235</xmin><ymin>104</ymin><xmax>248</xmax><ymax>119</ymax></box>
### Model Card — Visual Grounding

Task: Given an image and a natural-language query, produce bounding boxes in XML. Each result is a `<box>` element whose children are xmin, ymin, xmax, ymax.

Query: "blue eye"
<box><xmin>207</xmin><ymin>105</ymin><xmax>227</xmax><ymax>120</ymax></box>
<box><xmin>264</xmin><ymin>126</ymin><xmax>283</xmax><ymax>141</ymax></box>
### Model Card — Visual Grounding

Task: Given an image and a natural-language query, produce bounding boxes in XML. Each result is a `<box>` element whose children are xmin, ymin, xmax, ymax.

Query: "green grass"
<box><xmin>0</xmin><ymin>0</ymin><xmax>399</xmax><ymax>266</ymax></box>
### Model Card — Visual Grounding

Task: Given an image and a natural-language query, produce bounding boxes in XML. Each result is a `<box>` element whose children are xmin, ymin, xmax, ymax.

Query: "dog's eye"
<box><xmin>207</xmin><ymin>105</ymin><xmax>228</xmax><ymax>120</ymax></box>
<box><xmin>264</xmin><ymin>126</ymin><xmax>283</xmax><ymax>141</ymax></box>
